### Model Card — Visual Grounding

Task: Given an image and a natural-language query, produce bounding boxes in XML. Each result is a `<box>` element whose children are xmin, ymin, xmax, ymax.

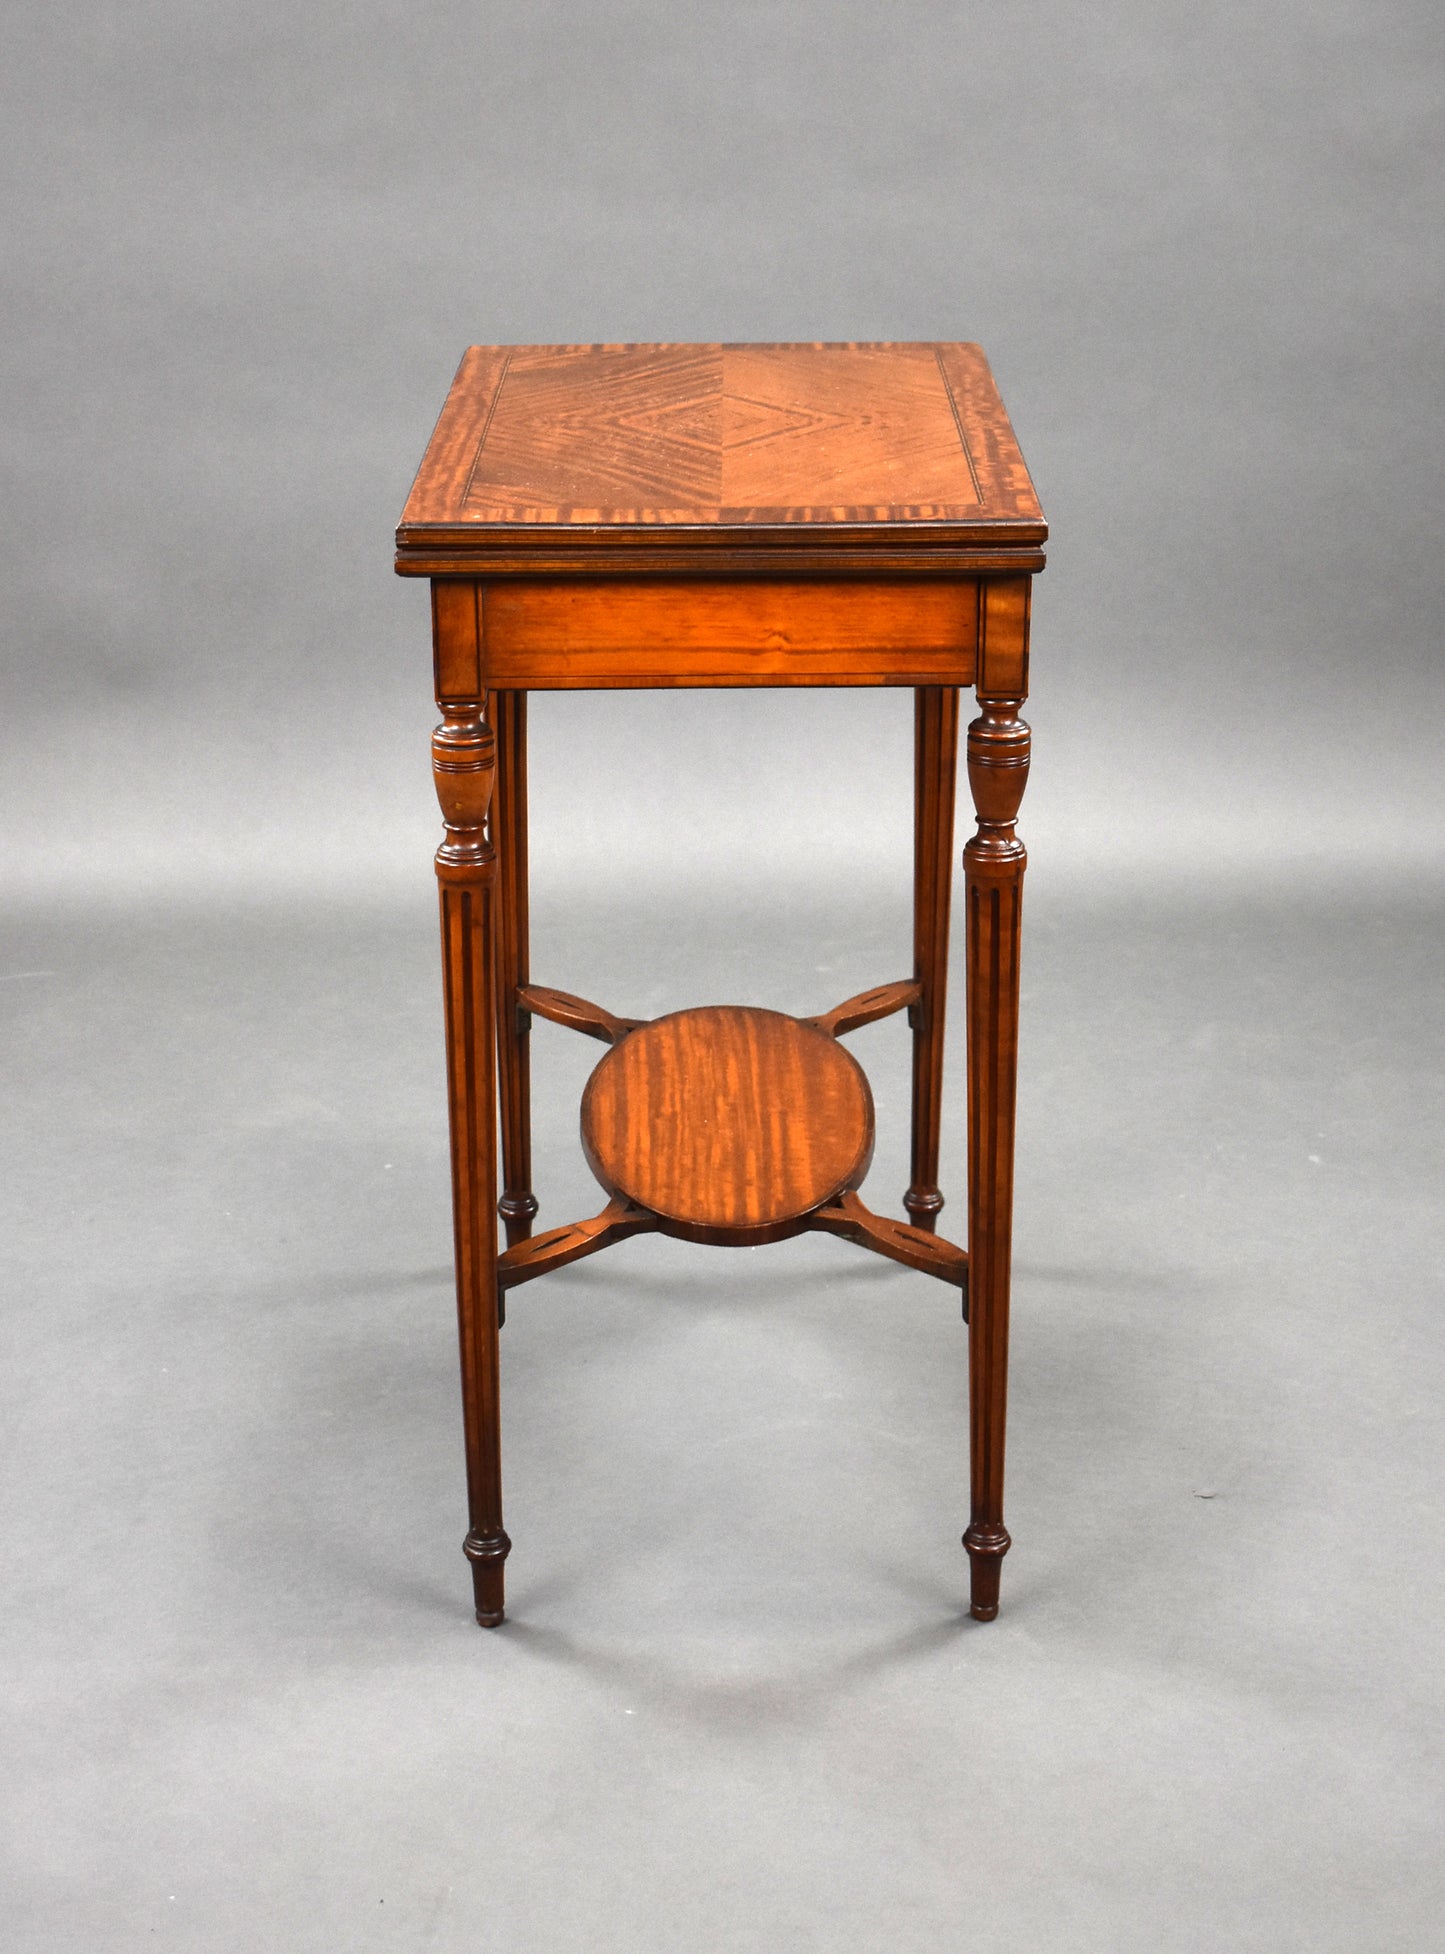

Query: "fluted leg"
<box><xmin>905</xmin><ymin>686</ymin><xmax>960</xmax><ymax>1232</ymax></box>
<box><xmin>962</xmin><ymin>581</ymin><xmax>1030</xmax><ymax>1622</ymax></box>
<box><xmin>434</xmin><ymin>699</ymin><xmax>510</xmax><ymax>1626</ymax></box>
<box><xmin>493</xmin><ymin>691</ymin><xmax>537</xmax><ymax>1248</ymax></box>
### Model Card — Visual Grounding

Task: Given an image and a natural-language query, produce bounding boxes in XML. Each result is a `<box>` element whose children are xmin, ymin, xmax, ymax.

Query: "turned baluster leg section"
<box><xmin>906</xmin><ymin>685</ymin><xmax>960</xmax><ymax>1233</ymax></box>
<box><xmin>962</xmin><ymin>579</ymin><xmax>1031</xmax><ymax>1622</ymax></box>
<box><xmin>493</xmin><ymin>690</ymin><xmax>538</xmax><ymax>1247</ymax></box>
<box><xmin>432</xmin><ymin>583</ymin><xmax>510</xmax><ymax>1626</ymax></box>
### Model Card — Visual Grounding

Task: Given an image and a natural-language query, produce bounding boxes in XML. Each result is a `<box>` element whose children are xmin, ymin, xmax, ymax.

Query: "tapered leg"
<box><xmin>962</xmin><ymin>582</ymin><xmax>1031</xmax><ymax>1621</ymax></box>
<box><xmin>493</xmin><ymin>691</ymin><xmax>538</xmax><ymax>1248</ymax></box>
<box><xmin>434</xmin><ymin>700</ymin><xmax>510</xmax><ymax>1626</ymax></box>
<box><xmin>906</xmin><ymin>686</ymin><xmax>960</xmax><ymax>1232</ymax></box>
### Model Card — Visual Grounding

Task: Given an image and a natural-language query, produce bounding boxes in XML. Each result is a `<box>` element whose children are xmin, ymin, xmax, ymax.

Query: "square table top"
<box><xmin>396</xmin><ymin>341</ymin><xmax>1045</xmax><ymax>576</ymax></box>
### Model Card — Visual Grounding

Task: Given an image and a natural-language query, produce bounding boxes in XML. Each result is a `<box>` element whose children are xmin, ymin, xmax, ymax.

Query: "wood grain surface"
<box><xmin>580</xmin><ymin>1006</ymin><xmax>875</xmax><ymax>1243</ymax></box>
<box><xmin>477</xmin><ymin>578</ymin><xmax>978</xmax><ymax>688</ymax></box>
<box><xmin>397</xmin><ymin>342</ymin><xmax>1045</xmax><ymax>573</ymax></box>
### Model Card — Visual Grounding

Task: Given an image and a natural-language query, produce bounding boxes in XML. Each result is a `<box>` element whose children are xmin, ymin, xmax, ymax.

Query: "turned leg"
<box><xmin>493</xmin><ymin>690</ymin><xmax>538</xmax><ymax>1248</ymax></box>
<box><xmin>962</xmin><ymin>582</ymin><xmax>1030</xmax><ymax>1622</ymax></box>
<box><xmin>434</xmin><ymin>696</ymin><xmax>510</xmax><ymax>1626</ymax></box>
<box><xmin>905</xmin><ymin>685</ymin><xmax>960</xmax><ymax>1232</ymax></box>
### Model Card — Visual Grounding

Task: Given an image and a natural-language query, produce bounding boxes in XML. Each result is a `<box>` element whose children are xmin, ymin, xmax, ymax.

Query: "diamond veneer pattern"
<box><xmin>461</xmin><ymin>343</ymin><xmax>988</xmax><ymax>522</ymax></box>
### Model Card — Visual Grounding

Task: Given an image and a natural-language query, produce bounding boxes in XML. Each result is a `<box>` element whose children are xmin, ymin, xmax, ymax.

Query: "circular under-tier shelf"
<box><xmin>581</xmin><ymin>1005</ymin><xmax>875</xmax><ymax>1244</ymax></box>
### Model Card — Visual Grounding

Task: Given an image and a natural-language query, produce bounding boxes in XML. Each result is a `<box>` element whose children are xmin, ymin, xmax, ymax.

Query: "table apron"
<box><xmin>432</xmin><ymin>578</ymin><xmax>995</xmax><ymax>692</ymax></box>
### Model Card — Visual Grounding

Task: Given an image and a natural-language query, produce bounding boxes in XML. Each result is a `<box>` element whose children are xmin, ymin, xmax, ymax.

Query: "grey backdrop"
<box><xmin>3</xmin><ymin>5</ymin><xmax>1442</xmax><ymax>1951</ymax></box>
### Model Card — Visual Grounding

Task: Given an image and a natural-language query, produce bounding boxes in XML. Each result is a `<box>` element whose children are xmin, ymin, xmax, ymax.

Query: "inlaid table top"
<box><xmin>396</xmin><ymin>341</ymin><xmax>1046</xmax><ymax>575</ymax></box>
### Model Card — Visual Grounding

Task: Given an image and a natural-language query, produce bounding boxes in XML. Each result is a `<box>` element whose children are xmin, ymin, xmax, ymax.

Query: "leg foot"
<box><xmin>464</xmin><ymin>1527</ymin><xmax>512</xmax><ymax>1627</ymax></box>
<box><xmin>963</xmin><ymin>1522</ymin><xmax>1010</xmax><ymax>1621</ymax></box>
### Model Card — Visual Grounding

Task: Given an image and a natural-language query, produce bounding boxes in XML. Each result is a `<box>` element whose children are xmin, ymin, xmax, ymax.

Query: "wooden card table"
<box><xmin>395</xmin><ymin>342</ymin><xmax>1046</xmax><ymax>1626</ymax></box>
